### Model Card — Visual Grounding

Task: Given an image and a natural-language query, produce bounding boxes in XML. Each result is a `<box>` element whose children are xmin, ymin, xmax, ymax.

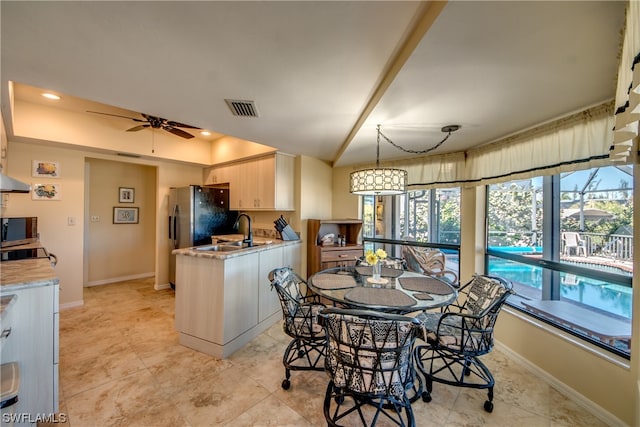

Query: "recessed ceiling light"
<box><xmin>200</xmin><ymin>131</ymin><xmax>211</xmax><ymax>136</ymax></box>
<box><xmin>41</xmin><ymin>93</ymin><xmax>61</xmax><ymax>100</ymax></box>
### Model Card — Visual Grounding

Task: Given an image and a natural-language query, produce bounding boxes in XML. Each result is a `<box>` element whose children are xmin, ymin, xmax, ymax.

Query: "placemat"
<box><xmin>398</xmin><ymin>277</ymin><xmax>453</xmax><ymax>295</ymax></box>
<box><xmin>344</xmin><ymin>287</ymin><xmax>416</xmax><ymax>308</ymax></box>
<box><xmin>355</xmin><ymin>265</ymin><xmax>404</xmax><ymax>278</ymax></box>
<box><xmin>312</xmin><ymin>273</ymin><xmax>358</xmax><ymax>290</ymax></box>
<box><xmin>413</xmin><ymin>293</ymin><xmax>434</xmax><ymax>300</ymax></box>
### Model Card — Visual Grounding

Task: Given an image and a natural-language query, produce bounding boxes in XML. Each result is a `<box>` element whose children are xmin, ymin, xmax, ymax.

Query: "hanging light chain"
<box><xmin>377</xmin><ymin>124</ymin><xmax>459</xmax><ymax>155</ymax></box>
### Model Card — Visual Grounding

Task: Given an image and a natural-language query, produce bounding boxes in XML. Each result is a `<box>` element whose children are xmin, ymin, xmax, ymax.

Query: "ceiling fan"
<box><xmin>86</xmin><ymin>110</ymin><xmax>200</xmax><ymax>139</ymax></box>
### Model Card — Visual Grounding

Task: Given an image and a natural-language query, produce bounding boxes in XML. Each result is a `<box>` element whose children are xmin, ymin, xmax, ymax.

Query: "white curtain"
<box><xmin>611</xmin><ymin>0</ymin><xmax>640</xmax><ymax>162</ymax></box>
<box><xmin>464</xmin><ymin>102</ymin><xmax>615</xmax><ymax>187</ymax></box>
<box><xmin>386</xmin><ymin>152</ymin><xmax>466</xmax><ymax>190</ymax></box>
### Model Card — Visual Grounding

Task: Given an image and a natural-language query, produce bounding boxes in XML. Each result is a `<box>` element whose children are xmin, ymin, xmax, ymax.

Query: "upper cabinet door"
<box><xmin>211</xmin><ymin>153</ymin><xmax>295</xmax><ymax>211</ymax></box>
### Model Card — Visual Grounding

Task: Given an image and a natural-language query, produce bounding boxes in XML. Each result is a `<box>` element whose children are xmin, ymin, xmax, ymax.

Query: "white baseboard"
<box><xmin>85</xmin><ymin>272</ymin><xmax>155</xmax><ymax>287</ymax></box>
<box><xmin>496</xmin><ymin>341</ymin><xmax>628</xmax><ymax>427</ymax></box>
<box><xmin>155</xmin><ymin>282</ymin><xmax>172</xmax><ymax>290</ymax></box>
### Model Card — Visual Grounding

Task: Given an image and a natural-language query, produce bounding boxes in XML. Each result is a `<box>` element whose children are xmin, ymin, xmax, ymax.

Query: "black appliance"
<box><xmin>1</xmin><ymin>217</ymin><xmax>38</xmax><ymax>246</ymax></box>
<box><xmin>168</xmin><ymin>185</ymin><xmax>237</xmax><ymax>287</ymax></box>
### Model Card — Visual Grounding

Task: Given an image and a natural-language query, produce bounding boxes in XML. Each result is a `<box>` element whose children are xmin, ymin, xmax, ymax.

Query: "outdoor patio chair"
<box><xmin>402</xmin><ymin>246</ymin><xmax>458</xmax><ymax>286</ymax></box>
<box><xmin>562</xmin><ymin>232</ymin><xmax>586</xmax><ymax>256</ymax></box>
<box><xmin>269</xmin><ymin>267</ymin><xmax>327</xmax><ymax>390</ymax></box>
<box><xmin>414</xmin><ymin>274</ymin><xmax>514</xmax><ymax>413</ymax></box>
<box><xmin>319</xmin><ymin>307</ymin><xmax>423</xmax><ymax>427</ymax></box>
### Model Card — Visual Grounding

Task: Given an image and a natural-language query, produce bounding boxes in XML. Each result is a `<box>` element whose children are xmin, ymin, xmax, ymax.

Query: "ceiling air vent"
<box><xmin>225</xmin><ymin>99</ymin><xmax>259</xmax><ymax>117</ymax></box>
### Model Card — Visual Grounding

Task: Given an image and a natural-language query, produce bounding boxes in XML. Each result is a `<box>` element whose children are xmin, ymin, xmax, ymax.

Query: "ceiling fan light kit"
<box><xmin>349</xmin><ymin>123</ymin><xmax>460</xmax><ymax>196</ymax></box>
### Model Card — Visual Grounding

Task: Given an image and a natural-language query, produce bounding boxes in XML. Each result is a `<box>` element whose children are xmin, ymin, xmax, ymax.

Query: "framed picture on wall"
<box><xmin>32</xmin><ymin>160</ymin><xmax>61</xmax><ymax>178</ymax></box>
<box><xmin>113</xmin><ymin>207</ymin><xmax>139</xmax><ymax>224</ymax></box>
<box><xmin>119</xmin><ymin>187</ymin><xmax>135</xmax><ymax>203</ymax></box>
<box><xmin>32</xmin><ymin>183</ymin><xmax>61</xmax><ymax>200</ymax></box>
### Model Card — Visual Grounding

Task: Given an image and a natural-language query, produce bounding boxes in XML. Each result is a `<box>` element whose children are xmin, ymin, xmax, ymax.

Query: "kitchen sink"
<box><xmin>195</xmin><ymin>245</ymin><xmax>240</xmax><ymax>252</ymax></box>
<box><xmin>223</xmin><ymin>240</ymin><xmax>264</xmax><ymax>247</ymax></box>
<box><xmin>195</xmin><ymin>242</ymin><xmax>263</xmax><ymax>252</ymax></box>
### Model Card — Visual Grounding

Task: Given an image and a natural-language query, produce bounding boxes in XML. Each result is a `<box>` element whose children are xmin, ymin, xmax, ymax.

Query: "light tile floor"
<box><xmin>55</xmin><ymin>278</ymin><xmax>609</xmax><ymax>426</ymax></box>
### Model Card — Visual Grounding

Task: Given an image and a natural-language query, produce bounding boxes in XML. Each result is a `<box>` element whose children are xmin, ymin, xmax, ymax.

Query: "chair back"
<box><xmin>563</xmin><ymin>232</ymin><xmax>579</xmax><ymax>244</ymax></box>
<box><xmin>439</xmin><ymin>275</ymin><xmax>514</xmax><ymax>354</ymax></box>
<box><xmin>269</xmin><ymin>267</ymin><xmax>323</xmax><ymax>338</ymax></box>
<box><xmin>402</xmin><ymin>246</ymin><xmax>458</xmax><ymax>284</ymax></box>
<box><xmin>319</xmin><ymin>308</ymin><xmax>421</xmax><ymax>400</ymax></box>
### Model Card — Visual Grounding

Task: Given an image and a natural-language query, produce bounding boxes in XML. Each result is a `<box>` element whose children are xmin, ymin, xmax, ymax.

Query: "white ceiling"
<box><xmin>0</xmin><ymin>1</ymin><xmax>626</xmax><ymax>168</ymax></box>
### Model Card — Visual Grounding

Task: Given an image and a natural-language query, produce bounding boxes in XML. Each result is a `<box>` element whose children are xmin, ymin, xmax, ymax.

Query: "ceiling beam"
<box><xmin>331</xmin><ymin>0</ymin><xmax>448</xmax><ymax>167</ymax></box>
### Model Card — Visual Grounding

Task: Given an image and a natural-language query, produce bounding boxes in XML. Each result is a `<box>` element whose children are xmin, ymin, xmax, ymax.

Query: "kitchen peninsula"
<box><xmin>173</xmin><ymin>236</ymin><xmax>301</xmax><ymax>358</ymax></box>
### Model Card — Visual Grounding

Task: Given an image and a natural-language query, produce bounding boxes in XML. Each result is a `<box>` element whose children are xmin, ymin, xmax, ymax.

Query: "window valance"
<box><xmin>386</xmin><ymin>152</ymin><xmax>466</xmax><ymax>190</ymax></box>
<box><xmin>611</xmin><ymin>0</ymin><xmax>640</xmax><ymax>162</ymax></box>
<box><xmin>464</xmin><ymin>102</ymin><xmax>615</xmax><ymax>187</ymax></box>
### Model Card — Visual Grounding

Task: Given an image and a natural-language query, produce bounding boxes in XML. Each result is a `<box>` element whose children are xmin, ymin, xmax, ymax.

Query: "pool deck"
<box><xmin>561</xmin><ymin>254</ymin><xmax>633</xmax><ymax>274</ymax></box>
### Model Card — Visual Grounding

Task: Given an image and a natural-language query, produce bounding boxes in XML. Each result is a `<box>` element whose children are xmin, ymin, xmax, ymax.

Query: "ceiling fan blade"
<box><xmin>164</xmin><ymin>126</ymin><xmax>195</xmax><ymax>139</ymax></box>
<box><xmin>86</xmin><ymin>110</ymin><xmax>145</xmax><ymax>122</ymax></box>
<box><xmin>166</xmin><ymin>120</ymin><xmax>200</xmax><ymax>129</ymax></box>
<box><xmin>127</xmin><ymin>125</ymin><xmax>150</xmax><ymax>132</ymax></box>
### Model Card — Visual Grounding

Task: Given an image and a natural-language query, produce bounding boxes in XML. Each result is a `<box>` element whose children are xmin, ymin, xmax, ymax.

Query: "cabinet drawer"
<box><xmin>320</xmin><ymin>248</ymin><xmax>362</xmax><ymax>263</ymax></box>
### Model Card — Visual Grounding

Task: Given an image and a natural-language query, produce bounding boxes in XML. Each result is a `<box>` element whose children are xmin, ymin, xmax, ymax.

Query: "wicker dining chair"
<box><xmin>402</xmin><ymin>246</ymin><xmax>458</xmax><ymax>286</ymax></box>
<box><xmin>319</xmin><ymin>307</ymin><xmax>423</xmax><ymax>427</ymax></box>
<box><xmin>414</xmin><ymin>274</ymin><xmax>514</xmax><ymax>413</ymax></box>
<box><xmin>269</xmin><ymin>267</ymin><xmax>327</xmax><ymax>390</ymax></box>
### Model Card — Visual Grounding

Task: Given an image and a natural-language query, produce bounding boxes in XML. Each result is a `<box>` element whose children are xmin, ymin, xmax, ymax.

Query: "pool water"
<box><xmin>488</xmin><ymin>258</ymin><xmax>632</xmax><ymax>319</ymax></box>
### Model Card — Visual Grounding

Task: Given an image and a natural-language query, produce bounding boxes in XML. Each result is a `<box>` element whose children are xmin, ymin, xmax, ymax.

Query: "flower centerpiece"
<box><xmin>365</xmin><ymin>248</ymin><xmax>387</xmax><ymax>282</ymax></box>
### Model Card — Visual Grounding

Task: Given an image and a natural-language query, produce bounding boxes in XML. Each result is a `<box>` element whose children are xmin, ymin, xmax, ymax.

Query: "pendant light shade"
<box><xmin>349</xmin><ymin>124</ymin><xmax>459</xmax><ymax>196</ymax></box>
<box><xmin>349</xmin><ymin>167</ymin><xmax>407</xmax><ymax>195</ymax></box>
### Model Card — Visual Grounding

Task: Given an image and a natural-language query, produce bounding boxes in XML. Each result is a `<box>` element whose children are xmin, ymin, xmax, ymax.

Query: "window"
<box><xmin>361</xmin><ymin>189</ymin><xmax>461</xmax><ymax>281</ymax></box>
<box><xmin>486</xmin><ymin>165</ymin><xmax>633</xmax><ymax>357</ymax></box>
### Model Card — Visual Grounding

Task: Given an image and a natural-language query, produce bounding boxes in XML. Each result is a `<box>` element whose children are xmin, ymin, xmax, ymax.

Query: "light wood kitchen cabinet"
<box><xmin>203</xmin><ymin>153</ymin><xmax>295</xmax><ymax>211</ymax></box>
<box><xmin>0</xmin><ymin>280</ymin><xmax>59</xmax><ymax>422</ymax></box>
<box><xmin>174</xmin><ymin>240</ymin><xmax>301</xmax><ymax>358</ymax></box>
<box><xmin>233</xmin><ymin>154</ymin><xmax>294</xmax><ymax>210</ymax></box>
<box><xmin>175</xmin><ymin>252</ymin><xmax>258</xmax><ymax>350</ymax></box>
<box><xmin>257</xmin><ymin>246</ymin><xmax>284</xmax><ymax>323</ymax></box>
<box><xmin>283</xmin><ymin>242</ymin><xmax>302</xmax><ymax>275</ymax></box>
<box><xmin>203</xmin><ymin>163</ymin><xmax>236</xmax><ymax>185</ymax></box>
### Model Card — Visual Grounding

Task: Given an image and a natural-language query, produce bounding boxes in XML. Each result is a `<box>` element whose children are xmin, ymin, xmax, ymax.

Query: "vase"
<box><xmin>372</xmin><ymin>262</ymin><xmax>381</xmax><ymax>281</ymax></box>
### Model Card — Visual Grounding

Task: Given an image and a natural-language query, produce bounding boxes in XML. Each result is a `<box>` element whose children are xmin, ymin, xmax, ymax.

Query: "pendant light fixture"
<box><xmin>350</xmin><ymin>124</ymin><xmax>460</xmax><ymax>195</ymax></box>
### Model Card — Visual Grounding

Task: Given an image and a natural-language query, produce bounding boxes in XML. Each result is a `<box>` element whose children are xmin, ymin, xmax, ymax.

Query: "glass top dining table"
<box><xmin>308</xmin><ymin>265</ymin><xmax>457</xmax><ymax>314</ymax></box>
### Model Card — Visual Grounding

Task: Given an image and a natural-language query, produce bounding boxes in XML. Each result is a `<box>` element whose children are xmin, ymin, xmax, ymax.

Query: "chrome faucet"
<box><xmin>234</xmin><ymin>213</ymin><xmax>253</xmax><ymax>247</ymax></box>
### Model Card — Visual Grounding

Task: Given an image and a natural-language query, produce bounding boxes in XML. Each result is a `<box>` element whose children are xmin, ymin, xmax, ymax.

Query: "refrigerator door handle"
<box><xmin>171</xmin><ymin>205</ymin><xmax>179</xmax><ymax>248</ymax></box>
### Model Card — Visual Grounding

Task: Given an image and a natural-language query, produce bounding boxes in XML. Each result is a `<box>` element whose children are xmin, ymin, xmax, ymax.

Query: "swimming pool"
<box><xmin>488</xmin><ymin>257</ymin><xmax>632</xmax><ymax>319</ymax></box>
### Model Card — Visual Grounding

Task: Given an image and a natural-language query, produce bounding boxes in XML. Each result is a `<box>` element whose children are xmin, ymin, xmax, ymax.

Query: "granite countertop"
<box><xmin>173</xmin><ymin>237</ymin><xmax>300</xmax><ymax>259</ymax></box>
<box><xmin>0</xmin><ymin>258</ymin><xmax>59</xmax><ymax>291</ymax></box>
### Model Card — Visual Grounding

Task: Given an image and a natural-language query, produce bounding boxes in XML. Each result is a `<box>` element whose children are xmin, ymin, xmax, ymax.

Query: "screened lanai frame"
<box><xmin>485</xmin><ymin>164</ymin><xmax>633</xmax><ymax>358</ymax></box>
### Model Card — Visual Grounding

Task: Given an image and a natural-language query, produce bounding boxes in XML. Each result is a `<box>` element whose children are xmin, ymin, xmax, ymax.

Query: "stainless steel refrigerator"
<box><xmin>169</xmin><ymin>185</ymin><xmax>237</xmax><ymax>287</ymax></box>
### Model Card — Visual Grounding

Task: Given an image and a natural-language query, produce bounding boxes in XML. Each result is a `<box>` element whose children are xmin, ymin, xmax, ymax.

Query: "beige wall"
<box><xmin>3</xmin><ymin>140</ymin><xmax>203</xmax><ymax>305</ymax></box>
<box><xmin>209</xmin><ymin>135</ymin><xmax>276</xmax><ymax>164</ymax></box>
<box><xmin>296</xmin><ymin>156</ymin><xmax>333</xmax><ymax>277</ymax></box>
<box><xmin>85</xmin><ymin>158</ymin><xmax>156</xmax><ymax>284</ymax></box>
<box><xmin>3</xmin><ymin>142</ymin><xmax>86</xmax><ymax>304</ymax></box>
<box><xmin>331</xmin><ymin>165</ymin><xmax>360</xmax><ymax>221</ymax></box>
<box><xmin>14</xmin><ymin>100</ymin><xmax>214</xmax><ymax>165</ymax></box>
